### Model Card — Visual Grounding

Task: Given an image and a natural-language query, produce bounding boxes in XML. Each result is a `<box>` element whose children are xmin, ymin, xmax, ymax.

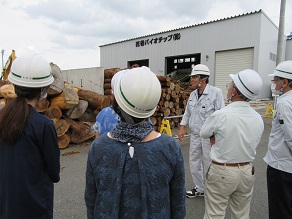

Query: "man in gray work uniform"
<box><xmin>178</xmin><ymin>64</ymin><xmax>225</xmax><ymax>198</ymax></box>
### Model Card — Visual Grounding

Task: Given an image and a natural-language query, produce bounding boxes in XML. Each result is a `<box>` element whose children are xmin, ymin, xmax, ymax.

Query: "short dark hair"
<box><xmin>234</xmin><ymin>86</ymin><xmax>249</xmax><ymax>101</ymax></box>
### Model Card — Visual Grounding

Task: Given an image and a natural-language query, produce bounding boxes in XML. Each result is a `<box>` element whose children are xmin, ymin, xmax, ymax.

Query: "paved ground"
<box><xmin>54</xmin><ymin>99</ymin><xmax>273</xmax><ymax>219</ymax></box>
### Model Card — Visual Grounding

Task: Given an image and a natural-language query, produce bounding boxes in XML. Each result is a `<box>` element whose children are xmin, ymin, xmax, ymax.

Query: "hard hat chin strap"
<box><xmin>276</xmin><ymin>79</ymin><xmax>284</xmax><ymax>95</ymax></box>
<box><xmin>120</xmin><ymin>107</ymin><xmax>136</xmax><ymax>125</ymax></box>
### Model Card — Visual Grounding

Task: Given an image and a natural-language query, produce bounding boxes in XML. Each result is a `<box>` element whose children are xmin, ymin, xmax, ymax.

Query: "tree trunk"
<box><xmin>78</xmin><ymin>107</ymin><xmax>96</xmax><ymax>123</ymax></box>
<box><xmin>49</xmin><ymin>84</ymin><xmax>79</xmax><ymax>110</ymax></box>
<box><xmin>48</xmin><ymin>63</ymin><xmax>64</xmax><ymax>96</ymax></box>
<box><xmin>58</xmin><ymin>134</ymin><xmax>70</xmax><ymax>149</ymax></box>
<box><xmin>77</xmin><ymin>88</ymin><xmax>110</xmax><ymax>111</ymax></box>
<box><xmin>54</xmin><ymin>119</ymin><xmax>71</xmax><ymax>137</ymax></box>
<box><xmin>64</xmin><ymin>117</ymin><xmax>96</xmax><ymax>144</ymax></box>
<box><xmin>0</xmin><ymin>84</ymin><xmax>16</xmax><ymax>99</ymax></box>
<box><xmin>45</xmin><ymin>105</ymin><xmax>62</xmax><ymax>120</ymax></box>
<box><xmin>104</xmin><ymin>83</ymin><xmax>111</xmax><ymax>90</ymax></box>
<box><xmin>156</xmin><ymin>75</ymin><xmax>171</xmax><ymax>82</ymax></box>
<box><xmin>35</xmin><ymin>98</ymin><xmax>50</xmax><ymax>113</ymax></box>
<box><xmin>66</xmin><ymin>100</ymin><xmax>88</xmax><ymax>119</ymax></box>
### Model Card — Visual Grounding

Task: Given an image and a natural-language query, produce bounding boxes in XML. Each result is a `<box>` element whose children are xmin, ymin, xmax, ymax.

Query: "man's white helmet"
<box><xmin>191</xmin><ymin>64</ymin><xmax>210</xmax><ymax>76</ymax></box>
<box><xmin>229</xmin><ymin>69</ymin><xmax>263</xmax><ymax>100</ymax></box>
<box><xmin>8</xmin><ymin>54</ymin><xmax>53</xmax><ymax>88</ymax></box>
<box><xmin>113</xmin><ymin>66</ymin><xmax>161</xmax><ymax>118</ymax></box>
<box><xmin>268</xmin><ymin>60</ymin><xmax>292</xmax><ymax>80</ymax></box>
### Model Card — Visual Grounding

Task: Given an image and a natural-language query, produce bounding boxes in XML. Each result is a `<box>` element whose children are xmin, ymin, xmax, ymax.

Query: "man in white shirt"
<box><xmin>200</xmin><ymin>69</ymin><xmax>264</xmax><ymax>219</ymax></box>
<box><xmin>179</xmin><ymin>64</ymin><xmax>225</xmax><ymax>197</ymax></box>
<box><xmin>263</xmin><ymin>60</ymin><xmax>292</xmax><ymax>219</ymax></box>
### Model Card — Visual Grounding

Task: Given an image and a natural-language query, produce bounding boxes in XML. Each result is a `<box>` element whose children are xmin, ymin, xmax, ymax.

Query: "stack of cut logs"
<box><xmin>0</xmin><ymin>66</ymin><xmax>193</xmax><ymax>149</ymax></box>
<box><xmin>104</xmin><ymin>68</ymin><xmax>193</xmax><ymax>131</ymax></box>
<box><xmin>0</xmin><ymin>63</ymin><xmax>111</xmax><ymax>149</ymax></box>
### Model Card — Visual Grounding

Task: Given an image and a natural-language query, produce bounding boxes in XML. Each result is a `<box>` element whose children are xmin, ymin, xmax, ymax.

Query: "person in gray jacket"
<box><xmin>264</xmin><ymin>60</ymin><xmax>292</xmax><ymax>219</ymax></box>
<box><xmin>178</xmin><ymin>64</ymin><xmax>225</xmax><ymax>198</ymax></box>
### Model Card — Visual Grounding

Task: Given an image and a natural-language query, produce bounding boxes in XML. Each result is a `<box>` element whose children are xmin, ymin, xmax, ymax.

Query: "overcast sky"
<box><xmin>0</xmin><ymin>0</ymin><xmax>291</xmax><ymax>70</ymax></box>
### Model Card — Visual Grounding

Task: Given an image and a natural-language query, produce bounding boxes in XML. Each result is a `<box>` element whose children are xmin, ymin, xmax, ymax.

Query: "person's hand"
<box><xmin>178</xmin><ymin>126</ymin><xmax>185</xmax><ymax>142</ymax></box>
<box><xmin>210</xmin><ymin>135</ymin><xmax>215</xmax><ymax>145</ymax></box>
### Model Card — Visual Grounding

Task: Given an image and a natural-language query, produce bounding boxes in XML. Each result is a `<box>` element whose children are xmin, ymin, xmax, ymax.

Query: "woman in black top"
<box><xmin>0</xmin><ymin>53</ymin><xmax>60</xmax><ymax>219</ymax></box>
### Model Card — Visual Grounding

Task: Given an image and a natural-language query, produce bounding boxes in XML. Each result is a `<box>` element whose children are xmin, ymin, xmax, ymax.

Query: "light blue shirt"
<box><xmin>264</xmin><ymin>90</ymin><xmax>292</xmax><ymax>173</ymax></box>
<box><xmin>200</xmin><ymin>101</ymin><xmax>264</xmax><ymax>163</ymax></box>
<box><xmin>93</xmin><ymin>107</ymin><xmax>153</xmax><ymax>136</ymax></box>
<box><xmin>93</xmin><ymin>107</ymin><xmax>120</xmax><ymax>135</ymax></box>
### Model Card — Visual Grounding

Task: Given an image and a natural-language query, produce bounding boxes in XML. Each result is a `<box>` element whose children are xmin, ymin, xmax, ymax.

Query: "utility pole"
<box><xmin>1</xmin><ymin>49</ymin><xmax>4</xmax><ymax>69</ymax></box>
<box><xmin>276</xmin><ymin>0</ymin><xmax>286</xmax><ymax>65</ymax></box>
<box><xmin>1</xmin><ymin>49</ymin><xmax>4</xmax><ymax>80</ymax></box>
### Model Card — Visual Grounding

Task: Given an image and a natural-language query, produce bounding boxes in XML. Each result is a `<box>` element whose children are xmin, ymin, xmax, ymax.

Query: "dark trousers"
<box><xmin>267</xmin><ymin>165</ymin><xmax>292</xmax><ymax>219</ymax></box>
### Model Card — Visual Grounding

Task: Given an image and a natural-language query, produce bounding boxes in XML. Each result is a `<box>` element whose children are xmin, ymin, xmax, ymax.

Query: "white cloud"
<box><xmin>0</xmin><ymin>0</ymin><xmax>291</xmax><ymax>70</ymax></box>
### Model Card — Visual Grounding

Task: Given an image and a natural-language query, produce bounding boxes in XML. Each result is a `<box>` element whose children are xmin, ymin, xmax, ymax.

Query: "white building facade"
<box><xmin>100</xmin><ymin>10</ymin><xmax>292</xmax><ymax>99</ymax></box>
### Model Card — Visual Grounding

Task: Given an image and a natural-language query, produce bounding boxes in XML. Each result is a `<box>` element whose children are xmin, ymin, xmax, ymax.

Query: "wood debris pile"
<box><xmin>104</xmin><ymin>68</ymin><xmax>193</xmax><ymax>131</ymax></box>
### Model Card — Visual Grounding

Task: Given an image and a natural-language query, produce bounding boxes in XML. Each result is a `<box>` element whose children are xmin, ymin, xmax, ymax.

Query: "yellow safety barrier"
<box><xmin>160</xmin><ymin>119</ymin><xmax>172</xmax><ymax>136</ymax></box>
<box><xmin>159</xmin><ymin>115</ymin><xmax>191</xmax><ymax>139</ymax></box>
<box><xmin>264</xmin><ymin>103</ymin><xmax>274</xmax><ymax>118</ymax></box>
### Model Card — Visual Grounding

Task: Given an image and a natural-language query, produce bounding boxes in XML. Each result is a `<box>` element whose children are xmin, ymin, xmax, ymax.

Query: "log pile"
<box><xmin>103</xmin><ymin>69</ymin><xmax>193</xmax><ymax>131</ymax></box>
<box><xmin>152</xmin><ymin>76</ymin><xmax>192</xmax><ymax>130</ymax></box>
<box><xmin>0</xmin><ymin>65</ymin><xmax>194</xmax><ymax>149</ymax></box>
<box><xmin>104</xmin><ymin>68</ymin><xmax>121</xmax><ymax>95</ymax></box>
<box><xmin>0</xmin><ymin>63</ymin><xmax>111</xmax><ymax>149</ymax></box>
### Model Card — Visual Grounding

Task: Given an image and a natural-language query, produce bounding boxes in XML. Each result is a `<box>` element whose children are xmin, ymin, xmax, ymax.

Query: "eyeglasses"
<box><xmin>191</xmin><ymin>75</ymin><xmax>200</xmax><ymax>79</ymax></box>
<box><xmin>271</xmin><ymin>76</ymin><xmax>282</xmax><ymax>84</ymax></box>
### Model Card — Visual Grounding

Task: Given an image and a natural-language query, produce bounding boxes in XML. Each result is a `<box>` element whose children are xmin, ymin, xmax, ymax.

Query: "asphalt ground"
<box><xmin>54</xmin><ymin>100</ymin><xmax>273</xmax><ymax>219</ymax></box>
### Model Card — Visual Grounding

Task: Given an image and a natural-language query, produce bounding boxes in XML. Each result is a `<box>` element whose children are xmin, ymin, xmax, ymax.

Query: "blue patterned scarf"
<box><xmin>110</xmin><ymin>121</ymin><xmax>154</xmax><ymax>143</ymax></box>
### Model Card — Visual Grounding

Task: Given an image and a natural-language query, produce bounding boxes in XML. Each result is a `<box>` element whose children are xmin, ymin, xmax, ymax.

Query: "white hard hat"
<box><xmin>113</xmin><ymin>66</ymin><xmax>161</xmax><ymax>118</ymax></box>
<box><xmin>268</xmin><ymin>60</ymin><xmax>292</xmax><ymax>80</ymax></box>
<box><xmin>191</xmin><ymin>64</ymin><xmax>210</xmax><ymax>76</ymax></box>
<box><xmin>111</xmin><ymin>69</ymin><xmax>128</xmax><ymax>93</ymax></box>
<box><xmin>8</xmin><ymin>54</ymin><xmax>53</xmax><ymax>88</ymax></box>
<box><xmin>229</xmin><ymin>69</ymin><xmax>263</xmax><ymax>100</ymax></box>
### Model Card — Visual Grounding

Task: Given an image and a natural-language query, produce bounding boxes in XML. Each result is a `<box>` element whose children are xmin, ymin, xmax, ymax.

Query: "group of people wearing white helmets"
<box><xmin>179</xmin><ymin>61</ymin><xmax>292</xmax><ymax>219</ymax></box>
<box><xmin>0</xmin><ymin>52</ymin><xmax>291</xmax><ymax>219</ymax></box>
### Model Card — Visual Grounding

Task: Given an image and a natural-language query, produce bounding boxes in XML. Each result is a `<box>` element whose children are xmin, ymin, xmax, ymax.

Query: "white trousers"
<box><xmin>203</xmin><ymin>163</ymin><xmax>255</xmax><ymax>219</ymax></box>
<box><xmin>189</xmin><ymin>134</ymin><xmax>212</xmax><ymax>193</ymax></box>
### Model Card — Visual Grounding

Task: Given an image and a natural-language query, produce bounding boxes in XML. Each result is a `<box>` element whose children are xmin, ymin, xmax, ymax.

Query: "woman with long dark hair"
<box><xmin>0</xmin><ymin>54</ymin><xmax>60</xmax><ymax>219</ymax></box>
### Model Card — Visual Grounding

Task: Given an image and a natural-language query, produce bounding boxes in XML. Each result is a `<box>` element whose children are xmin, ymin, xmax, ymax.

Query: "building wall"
<box><xmin>62</xmin><ymin>67</ymin><xmax>104</xmax><ymax>94</ymax></box>
<box><xmin>100</xmin><ymin>12</ymin><xmax>263</xmax><ymax>78</ymax></box>
<box><xmin>100</xmin><ymin>11</ymin><xmax>278</xmax><ymax>99</ymax></box>
<box><xmin>286</xmin><ymin>39</ymin><xmax>292</xmax><ymax>60</ymax></box>
<box><xmin>257</xmin><ymin>12</ymin><xmax>278</xmax><ymax>98</ymax></box>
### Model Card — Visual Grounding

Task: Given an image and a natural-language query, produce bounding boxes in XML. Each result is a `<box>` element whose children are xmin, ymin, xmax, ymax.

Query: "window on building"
<box><xmin>128</xmin><ymin>59</ymin><xmax>149</xmax><ymax>68</ymax></box>
<box><xmin>165</xmin><ymin>53</ymin><xmax>201</xmax><ymax>76</ymax></box>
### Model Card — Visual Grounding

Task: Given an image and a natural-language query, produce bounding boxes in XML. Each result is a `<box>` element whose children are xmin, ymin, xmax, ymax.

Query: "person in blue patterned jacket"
<box><xmin>85</xmin><ymin>66</ymin><xmax>186</xmax><ymax>219</ymax></box>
